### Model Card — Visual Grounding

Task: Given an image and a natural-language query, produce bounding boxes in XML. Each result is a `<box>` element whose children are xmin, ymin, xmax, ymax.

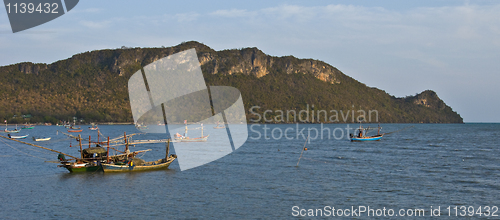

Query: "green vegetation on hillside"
<box><xmin>0</xmin><ymin>41</ymin><xmax>462</xmax><ymax>124</ymax></box>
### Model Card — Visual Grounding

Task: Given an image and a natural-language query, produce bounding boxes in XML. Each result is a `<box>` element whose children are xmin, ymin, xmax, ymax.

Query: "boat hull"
<box><xmin>102</xmin><ymin>157</ymin><xmax>176</xmax><ymax>172</ymax></box>
<box><xmin>174</xmin><ymin>135</ymin><xmax>209</xmax><ymax>142</ymax></box>
<box><xmin>67</xmin><ymin>129</ymin><xmax>83</xmax><ymax>132</ymax></box>
<box><xmin>9</xmin><ymin>135</ymin><xmax>29</xmax><ymax>139</ymax></box>
<box><xmin>60</xmin><ymin>163</ymin><xmax>102</xmax><ymax>173</ymax></box>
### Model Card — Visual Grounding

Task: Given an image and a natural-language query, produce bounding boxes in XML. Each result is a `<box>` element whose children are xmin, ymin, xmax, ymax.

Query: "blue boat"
<box><xmin>350</xmin><ymin>124</ymin><xmax>384</xmax><ymax>142</ymax></box>
<box><xmin>350</xmin><ymin>135</ymin><xmax>383</xmax><ymax>141</ymax></box>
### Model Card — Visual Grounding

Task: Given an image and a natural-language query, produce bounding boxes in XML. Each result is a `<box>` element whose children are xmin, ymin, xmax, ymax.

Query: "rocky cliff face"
<box><xmin>15</xmin><ymin>41</ymin><xmax>342</xmax><ymax>85</ymax></box>
<box><xmin>198</xmin><ymin>46</ymin><xmax>341</xmax><ymax>84</ymax></box>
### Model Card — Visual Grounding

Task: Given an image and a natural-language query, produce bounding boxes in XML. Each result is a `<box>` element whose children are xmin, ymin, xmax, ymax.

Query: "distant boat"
<box><xmin>33</xmin><ymin>137</ymin><xmax>51</xmax><ymax>141</ymax></box>
<box><xmin>174</xmin><ymin>134</ymin><xmax>209</xmax><ymax>142</ymax></box>
<box><xmin>213</xmin><ymin>121</ymin><xmax>226</xmax><ymax>129</ymax></box>
<box><xmin>22</xmin><ymin>126</ymin><xmax>35</xmax><ymax>129</ymax></box>
<box><xmin>135</xmin><ymin>124</ymin><xmax>148</xmax><ymax>130</ymax></box>
<box><xmin>67</xmin><ymin>129</ymin><xmax>83</xmax><ymax>133</ymax></box>
<box><xmin>4</xmin><ymin>128</ymin><xmax>20</xmax><ymax>133</ymax></box>
<box><xmin>89</xmin><ymin>124</ymin><xmax>98</xmax><ymax>130</ymax></box>
<box><xmin>350</xmin><ymin>124</ymin><xmax>384</xmax><ymax>142</ymax></box>
<box><xmin>174</xmin><ymin>121</ymin><xmax>209</xmax><ymax>142</ymax></box>
<box><xmin>8</xmin><ymin>134</ymin><xmax>29</xmax><ymax>139</ymax></box>
<box><xmin>4</xmin><ymin>123</ymin><xmax>20</xmax><ymax>133</ymax></box>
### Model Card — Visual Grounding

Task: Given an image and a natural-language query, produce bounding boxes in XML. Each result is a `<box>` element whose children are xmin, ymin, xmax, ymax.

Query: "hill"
<box><xmin>0</xmin><ymin>41</ymin><xmax>463</xmax><ymax>124</ymax></box>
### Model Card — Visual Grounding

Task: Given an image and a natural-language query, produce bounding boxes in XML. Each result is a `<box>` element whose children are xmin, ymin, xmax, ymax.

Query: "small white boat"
<box><xmin>33</xmin><ymin>137</ymin><xmax>51</xmax><ymax>141</ymax></box>
<box><xmin>8</xmin><ymin>134</ymin><xmax>29</xmax><ymax>139</ymax></box>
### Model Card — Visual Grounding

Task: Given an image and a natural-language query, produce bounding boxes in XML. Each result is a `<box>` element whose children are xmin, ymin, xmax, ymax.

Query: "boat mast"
<box><xmin>166</xmin><ymin>139</ymin><xmax>170</xmax><ymax>159</ymax></box>
<box><xmin>107</xmin><ymin>137</ymin><xmax>110</xmax><ymax>163</ymax></box>
<box><xmin>78</xmin><ymin>134</ymin><xmax>83</xmax><ymax>160</ymax></box>
<box><xmin>124</xmin><ymin>132</ymin><xmax>129</xmax><ymax>158</ymax></box>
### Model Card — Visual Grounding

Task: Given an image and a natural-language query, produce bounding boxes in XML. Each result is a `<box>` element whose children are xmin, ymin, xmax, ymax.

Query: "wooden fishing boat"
<box><xmin>59</xmin><ymin>132</ymin><xmax>155</xmax><ymax>173</ymax></box>
<box><xmin>350</xmin><ymin>124</ymin><xmax>384</xmax><ymax>142</ymax></box>
<box><xmin>67</xmin><ymin>129</ymin><xmax>83</xmax><ymax>133</ymax></box>
<box><xmin>101</xmin><ymin>156</ymin><xmax>176</xmax><ymax>172</ymax></box>
<box><xmin>59</xmin><ymin>160</ymin><xmax>103</xmax><ymax>172</ymax></box>
<box><xmin>58</xmin><ymin>134</ymin><xmax>117</xmax><ymax>172</ymax></box>
<box><xmin>101</xmin><ymin>140</ymin><xmax>176</xmax><ymax>172</ymax></box>
<box><xmin>33</xmin><ymin>137</ymin><xmax>51</xmax><ymax>141</ymax></box>
<box><xmin>8</xmin><ymin>134</ymin><xmax>29</xmax><ymax>139</ymax></box>
<box><xmin>174</xmin><ymin>121</ymin><xmax>209</xmax><ymax>142</ymax></box>
<box><xmin>21</xmin><ymin>126</ymin><xmax>34</xmax><ymax>129</ymax></box>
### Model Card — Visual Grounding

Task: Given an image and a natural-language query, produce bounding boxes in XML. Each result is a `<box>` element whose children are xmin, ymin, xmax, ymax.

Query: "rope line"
<box><xmin>0</xmin><ymin>138</ymin><xmax>52</xmax><ymax>160</ymax></box>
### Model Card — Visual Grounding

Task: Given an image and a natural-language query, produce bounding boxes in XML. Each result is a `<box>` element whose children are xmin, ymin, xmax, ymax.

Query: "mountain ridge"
<box><xmin>0</xmin><ymin>41</ymin><xmax>463</xmax><ymax>124</ymax></box>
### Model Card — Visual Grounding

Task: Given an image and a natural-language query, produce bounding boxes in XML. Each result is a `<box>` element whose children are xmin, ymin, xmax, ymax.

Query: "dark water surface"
<box><xmin>0</xmin><ymin>124</ymin><xmax>499</xmax><ymax>219</ymax></box>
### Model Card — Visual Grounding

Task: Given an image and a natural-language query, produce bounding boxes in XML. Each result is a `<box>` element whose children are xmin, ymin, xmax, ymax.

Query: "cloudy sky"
<box><xmin>1</xmin><ymin>0</ymin><xmax>499</xmax><ymax>122</ymax></box>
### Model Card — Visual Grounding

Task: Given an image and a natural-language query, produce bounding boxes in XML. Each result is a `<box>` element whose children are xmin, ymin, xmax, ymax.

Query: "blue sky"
<box><xmin>1</xmin><ymin>0</ymin><xmax>499</xmax><ymax>122</ymax></box>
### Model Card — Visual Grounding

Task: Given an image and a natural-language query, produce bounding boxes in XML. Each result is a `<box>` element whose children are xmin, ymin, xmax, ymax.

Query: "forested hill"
<box><xmin>0</xmin><ymin>41</ymin><xmax>462</xmax><ymax>124</ymax></box>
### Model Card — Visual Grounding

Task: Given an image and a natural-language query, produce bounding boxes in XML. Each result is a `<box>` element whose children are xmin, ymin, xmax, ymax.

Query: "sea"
<box><xmin>0</xmin><ymin>124</ymin><xmax>499</xmax><ymax>219</ymax></box>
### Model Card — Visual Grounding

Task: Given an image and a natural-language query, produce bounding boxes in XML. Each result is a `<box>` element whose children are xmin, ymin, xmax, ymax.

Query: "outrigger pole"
<box><xmin>0</xmin><ymin>135</ymin><xmax>78</xmax><ymax>160</ymax></box>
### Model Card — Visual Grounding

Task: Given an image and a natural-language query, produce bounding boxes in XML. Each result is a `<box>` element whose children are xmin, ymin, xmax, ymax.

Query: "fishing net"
<box><xmin>130</xmin><ymin>158</ymin><xmax>145</xmax><ymax>166</ymax></box>
<box><xmin>82</xmin><ymin>147</ymin><xmax>107</xmax><ymax>155</ymax></box>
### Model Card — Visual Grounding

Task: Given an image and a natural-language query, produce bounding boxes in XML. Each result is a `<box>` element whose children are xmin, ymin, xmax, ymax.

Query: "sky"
<box><xmin>1</xmin><ymin>0</ymin><xmax>499</xmax><ymax>122</ymax></box>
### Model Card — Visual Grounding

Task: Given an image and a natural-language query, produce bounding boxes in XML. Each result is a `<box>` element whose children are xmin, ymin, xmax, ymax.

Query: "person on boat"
<box><xmin>8</xmin><ymin>134</ymin><xmax>11</xmax><ymax>138</ymax></box>
<box><xmin>358</xmin><ymin>129</ymin><xmax>363</xmax><ymax>138</ymax></box>
<box><xmin>58</xmin><ymin>153</ymin><xmax>67</xmax><ymax>162</ymax></box>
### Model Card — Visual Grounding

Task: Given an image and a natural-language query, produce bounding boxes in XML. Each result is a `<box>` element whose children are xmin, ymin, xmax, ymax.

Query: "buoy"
<box><xmin>304</xmin><ymin>147</ymin><xmax>308</xmax><ymax>151</ymax></box>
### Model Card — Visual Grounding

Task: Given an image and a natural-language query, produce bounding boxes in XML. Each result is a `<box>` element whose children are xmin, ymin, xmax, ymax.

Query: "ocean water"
<box><xmin>0</xmin><ymin>124</ymin><xmax>499</xmax><ymax>219</ymax></box>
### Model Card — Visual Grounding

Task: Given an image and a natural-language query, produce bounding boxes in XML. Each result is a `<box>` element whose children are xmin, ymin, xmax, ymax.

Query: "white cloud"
<box><xmin>210</xmin><ymin>9</ymin><xmax>255</xmax><ymax>18</ymax></box>
<box><xmin>80</xmin><ymin>20</ymin><xmax>112</xmax><ymax>29</ymax></box>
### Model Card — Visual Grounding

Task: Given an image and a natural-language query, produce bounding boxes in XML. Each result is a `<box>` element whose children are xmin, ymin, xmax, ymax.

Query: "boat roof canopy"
<box><xmin>83</xmin><ymin>147</ymin><xmax>107</xmax><ymax>155</ymax></box>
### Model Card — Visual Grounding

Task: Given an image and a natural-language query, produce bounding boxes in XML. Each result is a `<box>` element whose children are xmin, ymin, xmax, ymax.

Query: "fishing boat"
<box><xmin>135</xmin><ymin>123</ymin><xmax>148</xmax><ymax>130</ymax></box>
<box><xmin>58</xmin><ymin>132</ymin><xmax>155</xmax><ymax>172</ymax></box>
<box><xmin>89</xmin><ymin>124</ymin><xmax>99</xmax><ymax>130</ymax></box>
<box><xmin>101</xmin><ymin>140</ymin><xmax>176</xmax><ymax>172</ymax></box>
<box><xmin>4</xmin><ymin>128</ymin><xmax>20</xmax><ymax>133</ymax></box>
<box><xmin>67</xmin><ymin>129</ymin><xmax>83</xmax><ymax>133</ymax></box>
<box><xmin>350</xmin><ymin>124</ymin><xmax>384</xmax><ymax>142</ymax></box>
<box><xmin>213</xmin><ymin>121</ymin><xmax>226</xmax><ymax>129</ymax></box>
<box><xmin>174</xmin><ymin>121</ymin><xmax>209</xmax><ymax>142</ymax></box>
<box><xmin>33</xmin><ymin>137</ymin><xmax>51</xmax><ymax>141</ymax></box>
<box><xmin>21</xmin><ymin>125</ymin><xmax>35</xmax><ymax>129</ymax></box>
<box><xmin>58</xmin><ymin>146</ymin><xmax>108</xmax><ymax>172</ymax></box>
<box><xmin>4</xmin><ymin>122</ymin><xmax>20</xmax><ymax>133</ymax></box>
<box><xmin>8</xmin><ymin>134</ymin><xmax>29</xmax><ymax>139</ymax></box>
